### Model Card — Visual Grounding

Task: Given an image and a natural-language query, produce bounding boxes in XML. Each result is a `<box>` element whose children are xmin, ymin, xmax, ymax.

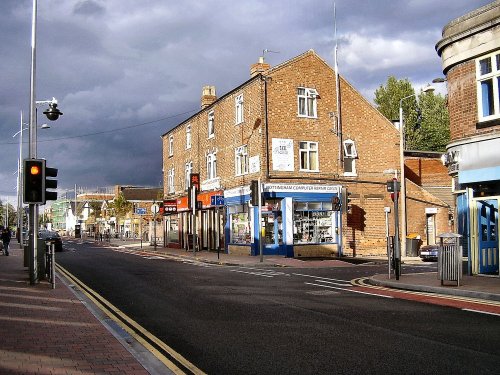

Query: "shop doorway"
<box><xmin>476</xmin><ymin>199</ymin><xmax>498</xmax><ymax>274</ymax></box>
<box><xmin>262</xmin><ymin>211</ymin><xmax>283</xmax><ymax>253</ymax></box>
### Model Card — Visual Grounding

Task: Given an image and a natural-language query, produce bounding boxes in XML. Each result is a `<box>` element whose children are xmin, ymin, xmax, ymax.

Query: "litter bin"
<box><xmin>437</xmin><ymin>233</ymin><xmax>462</xmax><ymax>286</ymax></box>
<box><xmin>406</xmin><ymin>234</ymin><xmax>421</xmax><ymax>257</ymax></box>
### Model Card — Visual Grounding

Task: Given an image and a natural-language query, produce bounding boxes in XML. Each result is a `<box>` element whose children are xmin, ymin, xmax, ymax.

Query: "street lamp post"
<box><xmin>398</xmin><ymin>85</ymin><xmax>434</xmax><ymax>257</ymax></box>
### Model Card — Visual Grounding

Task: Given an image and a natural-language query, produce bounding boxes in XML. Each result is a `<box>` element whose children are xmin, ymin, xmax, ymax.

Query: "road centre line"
<box><xmin>304</xmin><ymin>282</ymin><xmax>393</xmax><ymax>298</ymax></box>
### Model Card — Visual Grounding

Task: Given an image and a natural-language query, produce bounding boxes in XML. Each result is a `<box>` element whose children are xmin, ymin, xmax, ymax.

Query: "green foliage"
<box><xmin>374</xmin><ymin>76</ymin><xmax>449</xmax><ymax>152</ymax></box>
<box><xmin>109</xmin><ymin>192</ymin><xmax>133</xmax><ymax>218</ymax></box>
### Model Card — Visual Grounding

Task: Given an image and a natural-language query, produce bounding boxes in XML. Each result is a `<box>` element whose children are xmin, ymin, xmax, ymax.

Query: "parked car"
<box><xmin>39</xmin><ymin>230</ymin><xmax>63</xmax><ymax>252</ymax></box>
<box><xmin>419</xmin><ymin>244</ymin><xmax>439</xmax><ymax>261</ymax></box>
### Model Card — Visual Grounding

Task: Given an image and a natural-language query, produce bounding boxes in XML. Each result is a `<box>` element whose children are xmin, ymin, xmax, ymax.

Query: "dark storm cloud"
<box><xmin>0</xmin><ymin>0</ymin><xmax>493</xmax><ymax>202</ymax></box>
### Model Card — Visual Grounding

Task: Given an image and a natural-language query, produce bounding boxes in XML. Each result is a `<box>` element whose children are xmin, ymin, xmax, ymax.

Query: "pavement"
<box><xmin>1</xmin><ymin>238</ymin><xmax>499</xmax><ymax>374</ymax></box>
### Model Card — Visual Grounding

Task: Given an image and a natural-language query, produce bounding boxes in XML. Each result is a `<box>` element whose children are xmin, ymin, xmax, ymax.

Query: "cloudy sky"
<box><xmin>0</xmin><ymin>0</ymin><xmax>492</xmax><ymax>205</ymax></box>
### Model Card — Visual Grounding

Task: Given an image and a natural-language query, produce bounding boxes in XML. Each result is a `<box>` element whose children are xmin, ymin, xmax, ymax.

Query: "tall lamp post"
<box><xmin>398</xmin><ymin>84</ymin><xmax>434</xmax><ymax>256</ymax></box>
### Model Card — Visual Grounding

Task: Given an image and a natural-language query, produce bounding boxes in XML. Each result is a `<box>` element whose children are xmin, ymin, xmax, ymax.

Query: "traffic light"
<box><xmin>250</xmin><ymin>180</ymin><xmax>259</xmax><ymax>206</ymax></box>
<box><xmin>44</xmin><ymin>165</ymin><xmax>58</xmax><ymax>202</ymax></box>
<box><xmin>23</xmin><ymin>159</ymin><xmax>44</xmax><ymax>204</ymax></box>
<box><xmin>341</xmin><ymin>187</ymin><xmax>352</xmax><ymax>214</ymax></box>
<box><xmin>332</xmin><ymin>196</ymin><xmax>341</xmax><ymax>211</ymax></box>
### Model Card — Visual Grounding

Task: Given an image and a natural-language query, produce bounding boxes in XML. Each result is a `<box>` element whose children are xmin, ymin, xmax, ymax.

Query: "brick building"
<box><xmin>436</xmin><ymin>1</ymin><xmax>500</xmax><ymax>275</ymax></box>
<box><xmin>162</xmin><ymin>50</ymin><xmax>450</xmax><ymax>257</ymax></box>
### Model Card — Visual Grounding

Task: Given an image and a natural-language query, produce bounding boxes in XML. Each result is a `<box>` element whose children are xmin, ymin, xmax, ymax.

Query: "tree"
<box><xmin>374</xmin><ymin>76</ymin><xmax>449</xmax><ymax>152</ymax></box>
<box><xmin>108</xmin><ymin>192</ymin><xmax>132</xmax><ymax>235</ymax></box>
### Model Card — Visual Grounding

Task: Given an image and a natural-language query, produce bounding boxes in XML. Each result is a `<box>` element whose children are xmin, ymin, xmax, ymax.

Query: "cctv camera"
<box><xmin>43</xmin><ymin>103</ymin><xmax>63</xmax><ymax>121</ymax></box>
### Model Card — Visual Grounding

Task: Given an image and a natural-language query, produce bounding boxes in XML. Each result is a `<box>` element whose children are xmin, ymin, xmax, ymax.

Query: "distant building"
<box><xmin>436</xmin><ymin>0</ymin><xmax>500</xmax><ymax>275</ymax></box>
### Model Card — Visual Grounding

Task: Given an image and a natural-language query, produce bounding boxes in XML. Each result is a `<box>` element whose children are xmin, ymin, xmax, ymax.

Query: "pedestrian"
<box><xmin>1</xmin><ymin>227</ymin><xmax>12</xmax><ymax>256</ymax></box>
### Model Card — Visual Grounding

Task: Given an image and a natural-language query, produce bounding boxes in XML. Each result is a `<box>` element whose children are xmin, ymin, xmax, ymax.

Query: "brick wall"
<box><xmin>162</xmin><ymin>50</ymin><xmax>451</xmax><ymax>256</ymax></box>
<box><xmin>447</xmin><ymin>60</ymin><xmax>500</xmax><ymax>141</ymax></box>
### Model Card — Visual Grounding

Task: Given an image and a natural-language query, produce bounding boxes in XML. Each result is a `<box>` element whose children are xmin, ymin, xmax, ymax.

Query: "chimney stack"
<box><xmin>250</xmin><ymin>56</ymin><xmax>270</xmax><ymax>77</ymax></box>
<box><xmin>201</xmin><ymin>86</ymin><xmax>217</xmax><ymax>109</ymax></box>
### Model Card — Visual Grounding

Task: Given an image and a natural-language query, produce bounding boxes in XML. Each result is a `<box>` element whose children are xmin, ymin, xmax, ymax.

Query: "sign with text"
<box><xmin>211</xmin><ymin>195</ymin><xmax>224</xmax><ymax>206</ymax></box>
<box><xmin>272</xmin><ymin>138</ymin><xmax>294</xmax><ymax>171</ymax></box>
<box><xmin>135</xmin><ymin>207</ymin><xmax>146</xmax><ymax>215</ymax></box>
<box><xmin>190</xmin><ymin>173</ymin><xmax>200</xmax><ymax>191</ymax></box>
<box><xmin>163</xmin><ymin>199</ymin><xmax>177</xmax><ymax>214</ymax></box>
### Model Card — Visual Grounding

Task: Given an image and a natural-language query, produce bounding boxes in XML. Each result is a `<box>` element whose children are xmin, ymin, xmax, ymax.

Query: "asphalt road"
<box><xmin>57</xmin><ymin>240</ymin><xmax>500</xmax><ymax>374</ymax></box>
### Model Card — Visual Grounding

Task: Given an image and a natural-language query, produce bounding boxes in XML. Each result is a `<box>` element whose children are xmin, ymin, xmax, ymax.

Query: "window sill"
<box><xmin>297</xmin><ymin>115</ymin><xmax>318</xmax><ymax>119</ymax></box>
<box><xmin>476</xmin><ymin>117</ymin><xmax>500</xmax><ymax>129</ymax></box>
<box><xmin>299</xmin><ymin>169</ymin><xmax>320</xmax><ymax>173</ymax></box>
<box><xmin>343</xmin><ymin>173</ymin><xmax>357</xmax><ymax>177</ymax></box>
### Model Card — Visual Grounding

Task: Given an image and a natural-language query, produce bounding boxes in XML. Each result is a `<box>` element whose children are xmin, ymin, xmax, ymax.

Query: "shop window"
<box><xmin>293</xmin><ymin>202</ymin><xmax>334</xmax><ymax>244</ymax></box>
<box><xmin>229</xmin><ymin>206</ymin><xmax>251</xmax><ymax>244</ymax></box>
<box><xmin>167</xmin><ymin>218</ymin><xmax>179</xmax><ymax>243</ymax></box>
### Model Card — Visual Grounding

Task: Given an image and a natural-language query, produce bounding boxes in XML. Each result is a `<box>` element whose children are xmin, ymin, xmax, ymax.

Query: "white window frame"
<box><xmin>235</xmin><ymin>145</ymin><xmax>249</xmax><ymax>176</ymax></box>
<box><xmin>169</xmin><ymin>135</ymin><xmax>174</xmax><ymax>156</ymax></box>
<box><xmin>476</xmin><ymin>51</ymin><xmax>500</xmax><ymax>122</ymax></box>
<box><xmin>343</xmin><ymin>139</ymin><xmax>357</xmax><ymax>176</ymax></box>
<box><xmin>208</xmin><ymin>110</ymin><xmax>215</xmax><ymax>138</ymax></box>
<box><xmin>297</xmin><ymin>87</ymin><xmax>318</xmax><ymax>118</ymax></box>
<box><xmin>235</xmin><ymin>94</ymin><xmax>244</xmax><ymax>125</ymax></box>
<box><xmin>207</xmin><ymin>152</ymin><xmax>217</xmax><ymax>180</ymax></box>
<box><xmin>168</xmin><ymin>168</ymin><xmax>175</xmax><ymax>194</ymax></box>
<box><xmin>343</xmin><ymin>139</ymin><xmax>357</xmax><ymax>158</ymax></box>
<box><xmin>185</xmin><ymin>161</ymin><xmax>193</xmax><ymax>190</ymax></box>
<box><xmin>186</xmin><ymin>125</ymin><xmax>191</xmax><ymax>149</ymax></box>
<box><xmin>299</xmin><ymin>141</ymin><xmax>319</xmax><ymax>172</ymax></box>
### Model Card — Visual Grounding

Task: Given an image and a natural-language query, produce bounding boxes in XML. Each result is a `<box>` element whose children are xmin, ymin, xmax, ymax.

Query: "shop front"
<box><xmin>225</xmin><ymin>183</ymin><xmax>342</xmax><ymax>257</ymax></box>
<box><xmin>445</xmin><ymin>137</ymin><xmax>500</xmax><ymax>275</ymax></box>
<box><xmin>197</xmin><ymin>190</ymin><xmax>225</xmax><ymax>252</ymax></box>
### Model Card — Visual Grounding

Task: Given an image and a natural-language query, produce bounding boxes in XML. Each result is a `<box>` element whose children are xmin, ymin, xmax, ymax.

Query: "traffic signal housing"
<box><xmin>23</xmin><ymin>159</ymin><xmax>44</xmax><ymax>204</ymax></box>
<box><xmin>23</xmin><ymin>159</ymin><xmax>58</xmax><ymax>204</ymax></box>
<box><xmin>250</xmin><ymin>180</ymin><xmax>259</xmax><ymax>206</ymax></box>
<box><xmin>341</xmin><ymin>186</ymin><xmax>352</xmax><ymax>214</ymax></box>
<box><xmin>45</xmin><ymin>165</ymin><xmax>58</xmax><ymax>202</ymax></box>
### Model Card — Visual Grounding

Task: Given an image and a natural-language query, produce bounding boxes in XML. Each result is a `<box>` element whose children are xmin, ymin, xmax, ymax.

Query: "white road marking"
<box><xmin>304</xmin><ymin>282</ymin><xmax>393</xmax><ymax>298</ymax></box>
<box><xmin>462</xmin><ymin>308</ymin><xmax>500</xmax><ymax>317</ymax></box>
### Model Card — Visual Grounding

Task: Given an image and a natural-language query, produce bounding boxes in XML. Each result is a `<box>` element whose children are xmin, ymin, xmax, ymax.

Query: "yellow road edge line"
<box><xmin>57</xmin><ymin>264</ymin><xmax>206</xmax><ymax>375</ymax></box>
<box><xmin>351</xmin><ymin>277</ymin><xmax>500</xmax><ymax>307</ymax></box>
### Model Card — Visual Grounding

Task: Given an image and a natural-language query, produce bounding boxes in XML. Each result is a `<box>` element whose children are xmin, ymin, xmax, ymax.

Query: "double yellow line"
<box><xmin>57</xmin><ymin>264</ymin><xmax>205</xmax><ymax>375</ymax></box>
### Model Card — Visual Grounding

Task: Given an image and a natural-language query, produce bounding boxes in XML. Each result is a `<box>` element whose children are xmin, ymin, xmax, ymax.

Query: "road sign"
<box><xmin>151</xmin><ymin>204</ymin><xmax>160</xmax><ymax>214</ymax></box>
<box><xmin>211</xmin><ymin>195</ymin><xmax>224</xmax><ymax>206</ymax></box>
<box><xmin>163</xmin><ymin>199</ymin><xmax>177</xmax><ymax>214</ymax></box>
<box><xmin>135</xmin><ymin>208</ymin><xmax>146</xmax><ymax>215</ymax></box>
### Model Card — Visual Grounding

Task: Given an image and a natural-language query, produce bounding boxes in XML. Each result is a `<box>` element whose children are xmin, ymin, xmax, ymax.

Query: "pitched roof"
<box><xmin>121</xmin><ymin>187</ymin><xmax>162</xmax><ymax>201</ymax></box>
